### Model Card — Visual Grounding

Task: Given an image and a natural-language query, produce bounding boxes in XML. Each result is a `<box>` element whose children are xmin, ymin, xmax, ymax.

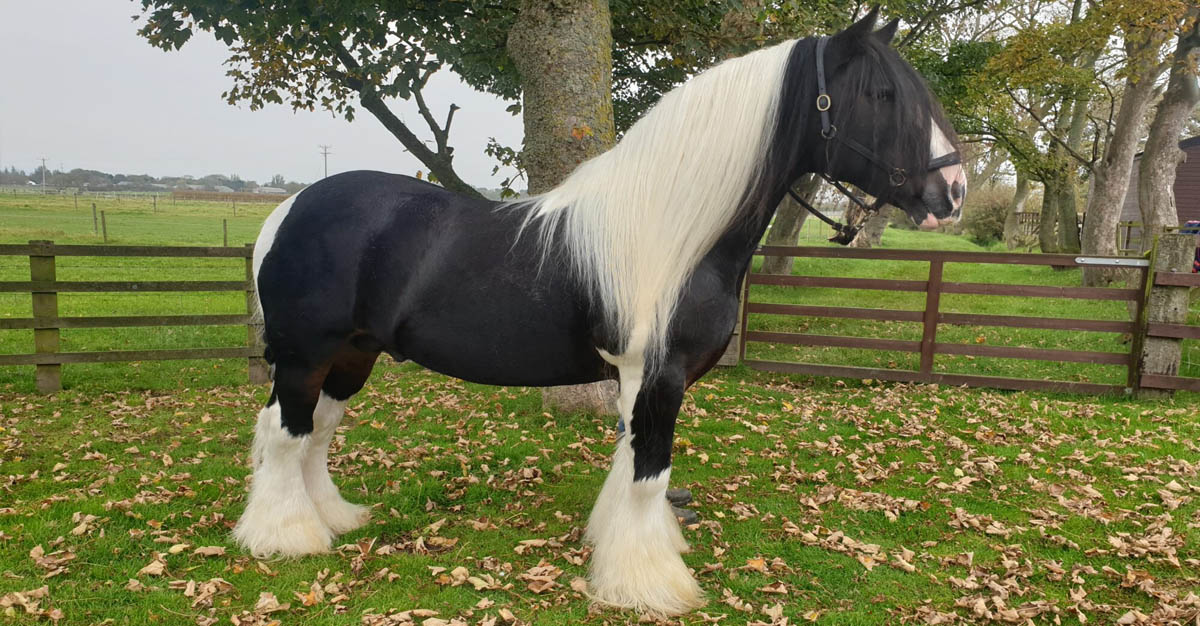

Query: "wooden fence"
<box><xmin>3</xmin><ymin>237</ymin><xmax>1196</xmax><ymax>396</ymax></box>
<box><xmin>0</xmin><ymin>241</ymin><xmax>267</xmax><ymax>392</ymax></box>
<box><xmin>1013</xmin><ymin>211</ymin><xmax>1041</xmax><ymax>236</ymax></box>
<box><xmin>740</xmin><ymin>235</ymin><xmax>1200</xmax><ymax>395</ymax></box>
<box><xmin>171</xmin><ymin>190</ymin><xmax>285</xmax><ymax>204</ymax></box>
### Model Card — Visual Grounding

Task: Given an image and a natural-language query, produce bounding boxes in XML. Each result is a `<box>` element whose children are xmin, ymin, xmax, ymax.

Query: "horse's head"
<box><xmin>813</xmin><ymin>9</ymin><xmax>966</xmax><ymax>229</ymax></box>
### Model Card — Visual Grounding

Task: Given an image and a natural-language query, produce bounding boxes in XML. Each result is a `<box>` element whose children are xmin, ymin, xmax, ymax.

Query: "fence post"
<box><xmin>1136</xmin><ymin>233</ymin><xmax>1194</xmax><ymax>398</ymax></box>
<box><xmin>919</xmin><ymin>259</ymin><xmax>944</xmax><ymax>376</ymax></box>
<box><xmin>29</xmin><ymin>240</ymin><xmax>61</xmax><ymax>393</ymax></box>
<box><xmin>223</xmin><ymin>219</ymin><xmax>228</xmax><ymax>247</ymax></box>
<box><xmin>92</xmin><ymin>203</ymin><xmax>98</xmax><ymax>234</ymax></box>
<box><xmin>718</xmin><ymin>272</ymin><xmax>746</xmax><ymax>366</ymax></box>
<box><xmin>244</xmin><ymin>243</ymin><xmax>269</xmax><ymax>384</ymax></box>
<box><xmin>101</xmin><ymin>211</ymin><xmax>108</xmax><ymax>243</ymax></box>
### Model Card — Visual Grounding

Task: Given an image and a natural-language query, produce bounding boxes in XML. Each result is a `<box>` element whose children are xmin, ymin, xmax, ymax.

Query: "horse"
<box><xmin>233</xmin><ymin>9</ymin><xmax>966</xmax><ymax>617</ymax></box>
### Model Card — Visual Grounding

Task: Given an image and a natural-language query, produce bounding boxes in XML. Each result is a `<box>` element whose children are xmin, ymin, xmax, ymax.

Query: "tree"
<box><xmin>506</xmin><ymin>0</ymin><xmax>619</xmax><ymax>413</ymax></box>
<box><xmin>138</xmin><ymin>0</ymin><xmax>988</xmax><ymax>197</ymax></box>
<box><xmin>761</xmin><ymin>176</ymin><xmax>818</xmax><ymax>275</ymax></box>
<box><xmin>1080</xmin><ymin>1</ymin><xmax>1189</xmax><ymax>285</ymax></box>
<box><xmin>135</xmin><ymin>0</ymin><xmax>806</xmax><ymax>196</ymax></box>
<box><xmin>1138</xmin><ymin>8</ymin><xmax>1200</xmax><ymax>251</ymax></box>
<box><xmin>269</xmin><ymin>174</ymin><xmax>286</xmax><ymax>187</ymax></box>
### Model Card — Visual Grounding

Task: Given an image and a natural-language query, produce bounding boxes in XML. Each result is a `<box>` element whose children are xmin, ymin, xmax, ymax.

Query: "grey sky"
<box><xmin>0</xmin><ymin>1</ymin><xmax>524</xmax><ymax>187</ymax></box>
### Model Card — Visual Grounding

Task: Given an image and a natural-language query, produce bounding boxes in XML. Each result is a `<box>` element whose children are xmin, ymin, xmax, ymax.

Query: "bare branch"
<box><xmin>1004</xmin><ymin>86</ymin><xmax>1093</xmax><ymax>167</ymax></box>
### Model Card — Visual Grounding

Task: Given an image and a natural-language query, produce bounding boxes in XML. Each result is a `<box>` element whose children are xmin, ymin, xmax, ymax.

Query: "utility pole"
<box><xmin>39</xmin><ymin>157</ymin><xmax>47</xmax><ymax>188</ymax></box>
<box><xmin>319</xmin><ymin>145</ymin><xmax>332</xmax><ymax>178</ymax></box>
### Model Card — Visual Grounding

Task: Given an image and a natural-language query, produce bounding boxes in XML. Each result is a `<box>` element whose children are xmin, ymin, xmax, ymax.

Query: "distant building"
<box><xmin>253</xmin><ymin>186</ymin><xmax>287</xmax><ymax>194</ymax></box>
<box><xmin>213</xmin><ymin>185</ymin><xmax>235</xmax><ymax>193</ymax></box>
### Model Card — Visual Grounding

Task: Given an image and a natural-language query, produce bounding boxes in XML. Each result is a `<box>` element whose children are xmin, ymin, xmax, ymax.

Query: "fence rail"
<box><xmin>1</xmin><ymin>240</ymin><xmax>267</xmax><ymax>392</ymax></box>
<box><xmin>740</xmin><ymin>237</ymin><xmax>1198</xmax><ymax>396</ymax></box>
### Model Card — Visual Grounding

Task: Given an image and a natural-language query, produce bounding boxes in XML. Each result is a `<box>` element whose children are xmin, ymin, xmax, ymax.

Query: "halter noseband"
<box><xmin>793</xmin><ymin>36</ymin><xmax>962</xmax><ymax>245</ymax></box>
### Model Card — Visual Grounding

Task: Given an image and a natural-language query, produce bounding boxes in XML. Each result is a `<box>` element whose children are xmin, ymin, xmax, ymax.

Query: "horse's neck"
<box><xmin>702</xmin><ymin>198</ymin><xmax>783</xmax><ymax>286</ymax></box>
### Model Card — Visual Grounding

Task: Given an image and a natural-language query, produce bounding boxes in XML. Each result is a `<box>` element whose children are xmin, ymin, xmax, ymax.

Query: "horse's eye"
<box><xmin>875</xmin><ymin>89</ymin><xmax>894</xmax><ymax>100</ymax></box>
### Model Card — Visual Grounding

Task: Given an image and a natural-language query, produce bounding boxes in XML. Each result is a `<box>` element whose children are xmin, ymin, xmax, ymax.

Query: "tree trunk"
<box><xmin>508</xmin><ymin>0</ymin><xmax>615</xmax><ymax>191</ymax></box>
<box><xmin>1139</xmin><ymin>11</ymin><xmax>1200</xmax><ymax>252</ymax></box>
<box><xmin>1081</xmin><ymin>27</ymin><xmax>1170</xmax><ymax>285</ymax></box>
<box><xmin>508</xmin><ymin>0</ymin><xmax>618</xmax><ymax>415</ymax></box>
<box><xmin>1055</xmin><ymin>180</ymin><xmax>1081</xmax><ymax>253</ymax></box>
<box><xmin>1003</xmin><ymin>172</ymin><xmax>1031</xmax><ymax>248</ymax></box>
<box><xmin>966</xmin><ymin>144</ymin><xmax>1005</xmax><ymax>191</ymax></box>
<box><xmin>849</xmin><ymin>207</ymin><xmax>895</xmax><ymax>248</ymax></box>
<box><xmin>761</xmin><ymin>175</ymin><xmax>818</xmax><ymax>274</ymax></box>
<box><xmin>1039</xmin><ymin>178</ymin><xmax>1061</xmax><ymax>253</ymax></box>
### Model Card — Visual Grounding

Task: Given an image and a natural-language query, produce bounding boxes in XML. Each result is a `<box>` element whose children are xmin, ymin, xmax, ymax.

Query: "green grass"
<box><xmin>1</xmin><ymin>364</ymin><xmax>1198</xmax><ymax>625</ymax></box>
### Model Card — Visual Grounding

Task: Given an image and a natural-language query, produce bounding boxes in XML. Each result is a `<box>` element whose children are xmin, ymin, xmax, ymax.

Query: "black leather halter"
<box><xmin>792</xmin><ymin>36</ymin><xmax>962</xmax><ymax>245</ymax></box>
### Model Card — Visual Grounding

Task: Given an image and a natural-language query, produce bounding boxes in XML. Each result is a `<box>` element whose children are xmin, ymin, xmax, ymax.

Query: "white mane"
<box><xmin>519</xmin><ymin>40</ymin><xmax>797</xmax><ymax>370</ymax></box>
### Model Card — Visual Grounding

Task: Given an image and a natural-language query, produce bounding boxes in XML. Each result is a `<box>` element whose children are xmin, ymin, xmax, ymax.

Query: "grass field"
<box><xmin>2</xmin><ymin>364</ymin><xmax>1198</xmax><ymax>625</ymax></box>
<box><xmin>1</xmin><ymin>192</ymin><xmax>1198</xmax><ymax>625</ymax></box>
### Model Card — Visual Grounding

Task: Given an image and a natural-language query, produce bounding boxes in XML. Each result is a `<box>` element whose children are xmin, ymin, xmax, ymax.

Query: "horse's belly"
<box><xmin>391</xmin><ymin>299</ymin><xmax>608</xmax><ymax>387</ymax></box>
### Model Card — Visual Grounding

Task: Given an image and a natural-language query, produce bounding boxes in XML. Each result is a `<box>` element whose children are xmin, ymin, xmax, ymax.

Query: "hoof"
<box><xmin>666</xmin><ymin>488</ymin><xmax>692</xmax><ymax>506</ymax></box>
<box><xmin>672</xmin><ymin>505</ymin><xmax>700</xmax><ymax>527</ymax></box>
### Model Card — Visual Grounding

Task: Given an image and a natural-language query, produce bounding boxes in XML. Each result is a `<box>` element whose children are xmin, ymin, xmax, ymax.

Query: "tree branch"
<box><xmin>411</xmin><ymin>61</ymin><xmax>450</xmax><ymax>154</ymax></box>
<box><xmin>1004</xmin><ymin>86</ymin><xmax>1093</xmax><ymax>167</ymax></box>
<box><xmin>327</xmin><ymin>38</ymin><xmax>483</xmax><ymax>198</ymax></box>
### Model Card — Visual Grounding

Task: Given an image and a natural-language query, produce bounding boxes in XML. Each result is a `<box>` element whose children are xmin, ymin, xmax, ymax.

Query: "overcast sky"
<box><xmin>0</xmin><ymin>1</ymin><xmax>524</xmax><ymax>187</ymax></box>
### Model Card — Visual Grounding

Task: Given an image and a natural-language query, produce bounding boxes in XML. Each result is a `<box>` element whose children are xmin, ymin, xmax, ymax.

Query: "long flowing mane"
<box><xmin>516</xmin><ymin>40</ymin><xmax>798</xmax><ymax>369</ymax></box>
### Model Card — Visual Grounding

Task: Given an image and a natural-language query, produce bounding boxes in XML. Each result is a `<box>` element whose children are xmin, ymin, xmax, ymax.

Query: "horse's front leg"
<box><xmin>586</xmin><ymin>360</ymin><xmax>702</xmax><ymax>616</ymax></box>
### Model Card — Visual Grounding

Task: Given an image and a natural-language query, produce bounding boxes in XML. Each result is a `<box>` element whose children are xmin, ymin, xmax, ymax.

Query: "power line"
<box><xmin>319</xmin><ymin>145</ymin><xmax>332</xmax><ymax>179</ymax></box>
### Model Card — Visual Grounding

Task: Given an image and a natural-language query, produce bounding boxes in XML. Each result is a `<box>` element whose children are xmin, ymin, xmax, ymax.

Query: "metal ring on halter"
<box><xmin>889</xmin><ymin>168</ymin><xmax>907</xmax><ymax>186</ymax></box>
<box><xmin>821</xmin><ymin>124</ymin><xmax>838</xmax><ymax>140</ymax></box>
<box><xmin>816</xmin><ymin>94</ymin><xmax>831</xmax><ymax>112</ymax></box>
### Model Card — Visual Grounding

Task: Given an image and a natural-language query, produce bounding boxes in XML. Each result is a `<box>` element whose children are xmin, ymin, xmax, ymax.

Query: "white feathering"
<box><xmin>518</xmin><ymin>40</ymin><xmax>797</xmax><ymax>367</ymax></box>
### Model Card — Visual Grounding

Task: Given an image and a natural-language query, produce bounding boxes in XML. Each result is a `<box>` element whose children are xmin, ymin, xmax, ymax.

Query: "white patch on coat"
<box><xmin>249</xmin><ymin>192</ymin><xmax>300</xmax><ymax>325</ymax></box>
<box><xmin>930</xmin><ymin>117</ymin><xmax>966</xmax><ymax>210</ymax></box>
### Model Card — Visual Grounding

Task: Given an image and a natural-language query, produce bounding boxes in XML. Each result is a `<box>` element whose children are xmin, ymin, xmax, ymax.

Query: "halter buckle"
<box><xmin>889</xmin><ymin>168</ymin><xmax>907</xmax><ymax>186</ymax></box>
<box><xmin>821</xmin><ymin>124</ymin><xmax>838</xmax><ymax>140</ymax></box>
<box><xmin>816</xmin><ymin>94</ymin><xmax>831</xmax><ymax>112</ymax></box>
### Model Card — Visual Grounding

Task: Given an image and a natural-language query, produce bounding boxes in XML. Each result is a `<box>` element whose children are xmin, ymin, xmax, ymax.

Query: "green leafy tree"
<box><xmin>136</xmin><ymin>0</ymin><xmax>986</xmax><ymax>198</ymax></box>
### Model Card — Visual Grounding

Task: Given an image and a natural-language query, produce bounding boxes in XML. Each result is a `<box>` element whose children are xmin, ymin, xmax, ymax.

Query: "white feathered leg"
<box><xmin>585</xmin><ymin>356</ymin><xmax>702</xmax><ymax>616</ymax></box>
<box><xmin>234</xmin><ymin>402</ymin><xmax>333</xmax><ymax>557</ymax></box>
<box><xmin>303</xmin><ymin>392</ymin><xmax>369</xmax><ymax>534</ymax></box>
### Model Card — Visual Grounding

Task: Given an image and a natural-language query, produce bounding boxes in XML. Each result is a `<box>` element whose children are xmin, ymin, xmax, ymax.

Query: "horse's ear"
<box><xmin>839</xmin><ymin>6</ymin><xmax>880</xmax><ymax>41</ymax></box>
<box><xmin>876</xmin><ymin>18</ymin><xmax>899</xmax><ymax>45</ymax></box>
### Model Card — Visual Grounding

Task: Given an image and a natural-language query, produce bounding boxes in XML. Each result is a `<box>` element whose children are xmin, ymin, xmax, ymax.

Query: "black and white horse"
<box><xmin>234</xmin><ymin>10</ymin><xmax>966</xmax><ymax>616</ymax></box>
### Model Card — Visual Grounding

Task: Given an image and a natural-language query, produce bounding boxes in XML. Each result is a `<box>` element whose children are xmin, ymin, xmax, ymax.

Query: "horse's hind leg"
<box><xmin>303</xmin><ymin>347</ymin><xmax>378</xmax><ymax>535</ymax></box>
<box><xmin>586</xmin><ymin>356</ymin><xmax>702</xmax><ymax>616</ymax></box>
<box><xmin>234</xmin><ymin>362</ymin><xmax>332</xmax><ymax>557</ymax></box>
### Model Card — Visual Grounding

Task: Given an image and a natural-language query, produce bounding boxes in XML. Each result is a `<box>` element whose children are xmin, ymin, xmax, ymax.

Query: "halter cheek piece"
<box><xmin>791</xmin><ymin>36</ymin><xmax>962</xmax><ymax>245</ymax></box>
